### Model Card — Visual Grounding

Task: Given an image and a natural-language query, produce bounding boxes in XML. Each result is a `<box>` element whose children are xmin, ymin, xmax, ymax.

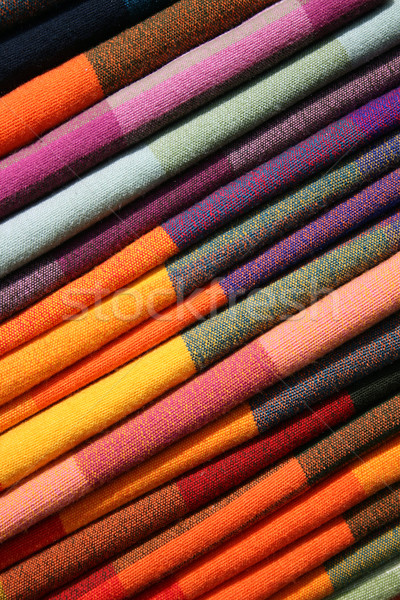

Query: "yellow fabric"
<box><xmin>0</xmin><ymin>265</ymin><xmax>177</xmax><ymax>405</ymax></box>
<box><xmin>0</xmin><ymin>335</ymin><xmax>195</xmax><ymax>488</ymax></box>
<box><xmin>61</xmin><ymin>402</ymin><xmax>257</xmax><ymax>533</ymax></box>
<box><xmin>352</xmin><ymin>435</ymin><xmax>400</xmax><ymax>496</ymax></box>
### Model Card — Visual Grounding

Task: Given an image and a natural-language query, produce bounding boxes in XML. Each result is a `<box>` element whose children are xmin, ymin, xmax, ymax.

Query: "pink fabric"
<box><xmin>0</xmin><ymin>252</ymin><xmax>399</xmax><ymax>542</ymax></box>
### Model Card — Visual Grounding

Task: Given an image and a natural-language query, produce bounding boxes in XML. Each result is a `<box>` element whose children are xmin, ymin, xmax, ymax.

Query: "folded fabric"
<box><xmin>1</xmin><ymin>247</ymin><xmax>399</xmax><ymax>542</ymax></box>
<box><xmin>138</xmin><ymin>480</ymin><xmax>400</xmax><ymax>600</ymax></box>
<box><xmin>324</xmin><ymin>556</ymin><xmax>400</xmax><ymax>600</ymax></box>
<box><xmin>1</xmin><ymin>361</ymin><xmax>398</xmax><ymax>597</ymax></box>
<box><xmin>0</xmin><ymin>0</ymin><xmax>385</xmax><ymax>219</ymax></box>
<box><xmin>0</xmin><ymin>0</ymin><xmax>67</xmax><ymax>33</ymax></box>
<box><xmin>2</xmin><ymin>311</ymin><xmax>397</xmax><ymax>570</ymax></box>
<box><xmin>272</xmin><ymin>521</ymin><xmax>400</xmax><ymax>600</ymax></box>
<box><xmin>1</xmin><ymin>5</ymin><xmax>399</xmax><ymax>278</ymax></box>
<box><xmin>0</xmin><ymin>0</ymin><xmax>176</xmax><ymax>94</ymax></box>
<box><xmin>181</xmin><ymin>477</ymin><xmax>400</xmax><ymax>600</ymax></box>
<box><xmin>3</xmin><ymin>126</ymin><xmax>400</xmax><ymax>364</ymax></box>
<box><xmin>3</xmin><ymin>48</ymin><xmax>400</xmax><ymax>322</ymax></box>
<box><xmin>0</xmin><ymin>0</ymin><xmax>282</xmax><ymax>156</ymax></box>
<box><xmin>48</xmin><ymin>417</ymin><xmax>400</xmax><ymax>599</ymax></box>
<box><xmin>2</xmin><ymin>92</ymin><xmax>400</xmax><ymax>401</ymax></box>
<box><xmin>3</xmin><ymin>150</ymin><xmax>400</xmax><ymax>429</ymax></box>
<box><xmin>0</xmin><ymin>208</ymin><xmax>399</xmax><ymax>494</ymax></box>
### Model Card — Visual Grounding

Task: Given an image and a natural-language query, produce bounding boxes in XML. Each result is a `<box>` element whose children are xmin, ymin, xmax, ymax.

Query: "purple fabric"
<box><xmin>220</xmin><ymin>169</ymin><xmax>400</xmax><ymax>296</ymax></box>
<box><xmin>1</xmin><ymin>47</ymin><xmax>400</xmax><ymax>322</ymax></box>
<box><xmin>0</xmin><ymin>0</ymin><xmax>376</xmax><ymax>219</ymax></box>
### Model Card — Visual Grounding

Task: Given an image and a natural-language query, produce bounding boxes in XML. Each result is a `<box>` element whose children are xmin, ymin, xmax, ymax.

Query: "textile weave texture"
<box><xmin>0</xmin><ymin>0</ymin><xmax>282</xmax><ymax>156</ymax></box>
<box><xmin>1</xmin><ymin>361</ymin><xmax>399</xmax><ymax>598</ymax></box>
<box><xmin>45</xmin><ymin>422</ymin><xmax>400</xmax><ymax>598</ymax></box>
<box><xmin>0</xmin><ymin>249</ymin><xmax>399</xmax><ymax>544</ymax></box>
<box><xmin>0</xmin><ymin>0</ymin><xmax>385</xmax><ymax>219</ymax></box>
<box><xmin>2</xmin><ymin>145</ymin><xmax>400</xmax><ymax>430</ymax></box>
<box><xmin>0</xmin><ymin>0</ymin><xmax>399</xmax><ymax>278</ymax></box>
<box><xmin>0</xmin><ymin>0</ymin><xmax>67</xmax><ymax>33</ymax></box>
<box><xmin>2</xmin><ymin>45</ymin><xmax>400</xmax><ymax>322</ymax></box>
<box><xmin>0</xmin><ymin>0</ymin><xmax>176</xmax><ymax>94</ymax></box>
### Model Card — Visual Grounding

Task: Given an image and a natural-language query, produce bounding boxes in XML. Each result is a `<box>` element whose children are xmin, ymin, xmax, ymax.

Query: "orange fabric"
<box><xmin>0</xmin><ymin>55</ymin><xmax>103</xmax><ymax>156</ymax></box>
<box><xmin>0</xmin><ymin>282</ymin><xmax>227</xmax><ymax>432</ymax></box>
<box><xmin>117</xmin><ymin>459</ymin><xmax>309</xmax><ymax>595</ymax></box>
<box><xmin>203</xmin><ymin>518</ymin><xmax>354</xmax><ymax>600</ymax></box>
<box><xmin>0</xmin><ymin>227</ymin><xmax>178</xmax><ymax>356</ymax></box>
<box><xmin>268</xmin><ymin>567</ymin><xmax>334</xmax><ymax>600</ymax></box>
<box><xmin>0</xmin><ymin>265</ymin><xmax>177</xmax><ymax>405</ymax></box>
<box><xmin>176</xmin><ymin>470</ymin><xmax>365</xmax><ymax>599</ymax></box>
<box><xmin>60</xmin><ymin>401</ymin><xmax>256</xmax><ymax>533</ymax></box>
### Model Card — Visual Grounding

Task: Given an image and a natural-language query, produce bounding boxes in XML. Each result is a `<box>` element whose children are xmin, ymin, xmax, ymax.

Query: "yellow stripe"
<box><xmin>61</xmin><ymin>402</ymin><xmax>257</xmax><ymax>533</ymax></box>
<box><xmin>0</xmin><ymin>335</ymin><xmax>195</xmax><ymax>489</ymax></box>
<box><xmin>351</xmin><ymin>434</ymin><xmax>400</xmax><ymax>496</ymax></box>
<box><xmin>0</xmin><ymin>265</ymin><xmax>177</xmax><ymax>405</ymax></box>
<box><xmin>270</xmin><ymin>567</ymin><xmax>334</xmax><ymax>600</ymax></box>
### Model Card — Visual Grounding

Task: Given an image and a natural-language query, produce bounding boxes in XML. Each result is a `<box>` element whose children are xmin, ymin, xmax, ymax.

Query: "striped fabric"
<box><xmin>0</xmin><ymin>2</ymin><xmax>399</xmax><ymax>597</ymax></box>
<box><xmin>3</xmin><ymin>125</ymin><xmax>400</xmax><ymax>359</ymax></box>
<box><xmin>328</xmin><ymin>556</ymin><xmax>400</xmax><ymax>600</ymax></box>
<box><xmin>0</xmin><ymin>248</ymin><xmax>399</xmax><ymax>543</ymax></box>
<box><xmin>2</xmin><ymin>150</ymin><xmax>400</xmax><ymax>429</ymax></box>
<box><xmin>0</xmin><ymin>3</ymin><xmax>399</xmax><ymax>278</ymax></box>
<box><xmin>0</xmin><ymin>310</ymin><xmax>397</xmax><ymax>564</ymax></box>
<box><xmin>1</xmin><ymin>361</ymin><xmax>398</xmax><ymax>598</ymax></box>
<box><xmin>273</xmin><ymin>521</ymin><xmax>400</xmax><ymax>600</ymax></box>
<box><xmin>0</xmin><ymin>0</ymin><xmax>66</xmax><ymax>33</ymax></box>
<box><xmin>0</xmin><ymin>210</ymin><xmax>398</xmax><ymax>493</ymax></box>
<box><xmin>1</xmin><ymin>90</ymin><xmax>400</xmax><ymax>396</ymax></box>
<box><xmin>45</xmin><ymin>423</ymin><xmax>400</xmax><ymax>599</ymax></box>
<box><xmin>0</xmin><ymin>0</ymin><xmax>281</xmax><ymax>156</ymax></box>
<box><xmin>138</xmin><ymin>481</ymin><xmax>400</xmax><ymax>600</ymax></box>
<box><xmin>2</xmin><ymin>46</ymin><xmax>400</xmax><ymax>322</ymax></box>
<box><xmin>0</xmin><ymin>0</ymin><xmax>386</xmax><ymax>219</ymax></box>
<box><xmin>0</xmin><ymin>0</ymin><xmax>175</xmax><ymax>94</ymax></box>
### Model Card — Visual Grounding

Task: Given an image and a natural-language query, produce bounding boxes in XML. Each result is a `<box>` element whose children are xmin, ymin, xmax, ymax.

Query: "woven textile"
<box><xmin>0</xmin><ymin>0</ymin><xmax>385</xmax><ymax>219</ymax></box>
<box><xmin>4</xmin><ymin>129</ymin><xmax>400</xmax><ymax>360</ymax></box>
<box><xmin>45</xmin><ymin>422</ymin><xmax>400</xmax><ymax>599</ymax></box>
<box><xmin>1</xmin><ymin>248</ymin><xmax>399</xmax><ymax>542</ymax></box>
<box><xmin>0</xmin><ymin>0</ymin><xmax>175</xmax><ymax>94</ymax></box>
<box><xmin>273</xmin><ymin>521</ymin><xmax>400</xmax><ymax>600</ymax></box>
<box><xmin>327</xmin><ymin>556</ymin><xmax>400</xmax><ymax>600</ymax></box>
<box><xmin>137</xmin><ymin>480</ymin><xmax>400</xmax><ymax>600</ymax></box>
<box><xmin>2</xmin><ymin>48</ymin><xmax>400</xmax><ymax>322</ymax></box>
<box><xmin>1</xmin><ymin>92</ymin><xmax>400</xmax><ymax>393</ymax></box>
<box><xmin>0</xmin><ymin>0</ymin><xmax>66</xmax><ymax>33</ymax></box>
<box><xmin>1</xmin><ymin>4</ymin><xmax>399</xmax><ymax>278</ymax></box>
<box><xmin>1</xmin><ymin>361</ymin><xmax>398</xmax><ymax>598</ymax></box>
<box><xmin>1</xmin><ymin>311</ymin><xmax>397</xmax><ymax>565</ymax></box>
<box><xmin>0</xmin><ymin>210</ymin><xmax>398</xmax><ymax>493</ymax></box>
<box><xmin>0</xmin><ymin>0</ymin><xmax>282</xmax><ymax>156</ymax></box>
<box><xmin>3</xmin><ymin>149</ymin><xmax>400</xmax><ymax>429</ymax></box>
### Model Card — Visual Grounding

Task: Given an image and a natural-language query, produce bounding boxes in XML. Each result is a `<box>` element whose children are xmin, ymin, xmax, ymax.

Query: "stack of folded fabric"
<box><xmin>0</xmin><ymin>0</ymin><xmax>400</xmax><ymax>599</ymax></box>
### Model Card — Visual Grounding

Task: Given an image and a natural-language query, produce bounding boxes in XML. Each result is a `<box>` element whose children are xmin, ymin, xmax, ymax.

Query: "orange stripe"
<box><xmin>60</xmin><ymin>400</ymin><xmax>255</xmax><ymax>533</ymax></box>
<box><xmin>0</xmin><ymin>282</ymin><xmax>226</xmax><ymax>431</ymax></box>
<box><xmin>116</xmin><ymin>458</ymin><xmax>308</xmax><ymax>595</ymax></box>
<box><xmin>269</xmin><ymin>567</ymin><xmax>334</xmax><ymax>600</ymax></box>
<box><xmin>203</xmin><ymin>518</ymin><xmax>354</xmax><ymax>600</ymax></box>
<box><xmin>177</xmin><ymin>469</ymin><xmax>365</xmax><ymax>598</ymax></box>
<box><xmin>0</xmin><ymin>227</ymin><xmax>178</xmax><ymax>356</ymax></box>
<box><xmin>0</xmin><ymin>55</ymin><xmax>103</xmax><ymax>157</ymax></box>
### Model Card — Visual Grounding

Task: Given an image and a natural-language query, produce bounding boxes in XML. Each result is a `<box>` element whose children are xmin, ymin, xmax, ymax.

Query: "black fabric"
<box><xmin>0</xmin><ymin>0</ymin><xmax>174</xmax><ymax>94</ymax></box>
<box><xmin>349</xmin><ymin>359</ymin><xmax>400</xmax><ymax>411</ymax></box>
